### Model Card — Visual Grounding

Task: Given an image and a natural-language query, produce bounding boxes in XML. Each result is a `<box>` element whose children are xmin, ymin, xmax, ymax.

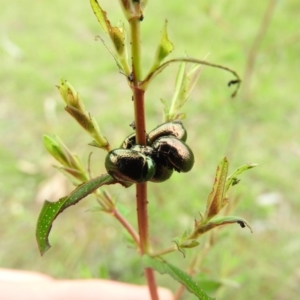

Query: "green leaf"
<box><xmin>143</xmin><ymin>256</ymin><xmax>215</xmax><ymax>300</ymax></box>
<box><xmin>225</xmin><ymin>163</ymin><xmax>258</xmax><ymax>192</ymax></box>
<box><xmin>180</xmin><ymin>240</ymin><xmax>200</xmax><ymax>249</ymax></box>
<box><xmin>173</xmin><ymin>62</ymin><xmax>186</xmax><ymax>100</ymax></box>
<box><xmin>184</xmin><ymin>63</ymin><xmax>204</xmax><ymax>99</ymax></box>
<box><xmin>196</xmin><ymin>274</ymin><xmax>224</xmax><ymax>294</ymax></box>
<box><xmin>141</xmin><ymin>57</ymin><xmax>241</xmax><ymax>97</ymax></box>
<box><xmin>149</xmin><ymin>20</ymin><xmax>174</xmax><ymax>74</ymax></box>
<box><xmin>204</xmin><ymin>157</ymin><xmax>229</xmax><ymax>221</ymax></box>
<box><xmin>210</xmin><ymin>216</ymin><xmax>252</xmax><ymax>232</ymax></box>
<box><xmin>90</xmin><ymin>0</ymin><xmax>130</xmax><ymax>75</ymax></box>
<box><xmin>160</xmin><ymin>98</ymin><xmax>169</xmax><ymax>121</ymax></box>
<box><xmin>195</xmin><ymin>216</ymin><xmax>252</xmax><ymax>235</ymax></box>
<box><xmin>65</xmin><ymin>105</ymin><xmax>94</xmax><ymax>133</ymax></box>
<box><xmin>167</xmin><ymin>60</ymin><xmax>204</xmax><ymax>120</ymax></box>
<box><xmin>90</xmin><ymin>0</ymin><xmax>109</xmax><ymax>34</ymax></box>
<box><xmin>43</xmin><ymin>135</ymin><xmax>70</xmax><ymax>166</ymax></box>
<box><xmin>166</xmin><ymin>62</ymin><xmax>186</xmax><ymax>120</ymax></box>
<box><xmin>43</xmin><ymin>135</ymin><xmax>87</xmax><ymax>178</ymax></box>
<box><xmin>90</xmin><ymin>0</ymin><xmax>128</xmax><ymax>57</ymax></box>
<box><xmin>156</xmin><ymin>20</ymin><xmax>174</xmax><ymax>63</ymax></box>
<box><xmin>64</xmin><ymin>105</ymin><xmax>109</xmax><ymax>150</ymax></box>
<box><xmin>36</xmin><ymin>174</ymin><xmax>117</xmax><ymax>256</ymax></box>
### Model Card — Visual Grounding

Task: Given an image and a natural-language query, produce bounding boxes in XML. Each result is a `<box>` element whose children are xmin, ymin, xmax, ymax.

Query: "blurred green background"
<box><xmin>1</xmin><ymin>0</ymin><xmax>299</xmax><ymax>299</ymax></box>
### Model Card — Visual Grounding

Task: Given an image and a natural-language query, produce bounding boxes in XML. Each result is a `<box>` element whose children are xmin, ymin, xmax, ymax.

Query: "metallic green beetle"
<box><xmin>105</xmin><ymin>121</ymin><xmax>194</xmax><ymax>183</ymax></box>
<box><xmin>105</xmin><ymin>148</ymin><xmax>156</xmax><ymax>183</ymax></box>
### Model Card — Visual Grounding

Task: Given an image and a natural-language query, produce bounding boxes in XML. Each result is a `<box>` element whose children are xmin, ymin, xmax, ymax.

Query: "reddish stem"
<box><xmin>112</xmin><ymin>208</ymin><xmax>140</xmax><ymax>248</ymax></box>
<box><xmin>130</xmin><ymin>15</ymin><xmax>159</xmax><ymax>300</ymax></box>
<box><xmin>132</xmin><ymin>72</ymin><xmax>159</xmax><ymax>300</ymax></box>
<box><xmin>133</xmin><ymin>88</ymin><xmax>147</xmax><ymax>146</ymax></box>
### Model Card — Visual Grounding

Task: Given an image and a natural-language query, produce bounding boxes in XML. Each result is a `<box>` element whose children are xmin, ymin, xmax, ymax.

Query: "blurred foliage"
<box><xmin>1</xmin><ymin>0</ymin><xmax>300</xmax><ymax>299</ymax></box>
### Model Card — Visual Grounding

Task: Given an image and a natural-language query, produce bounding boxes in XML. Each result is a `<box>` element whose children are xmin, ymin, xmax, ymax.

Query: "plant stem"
<box><xmin>151</xmin><ymin>245</ymin><xmax>178</xmax><ymax>257</ymax></box>
<box><xmin>130</xmin><ymin>18</ymin><xmax>142</xmax><ymax>82</ymax></box>
<box><xmin>112</xmin><ymin>208</ymin><xmax>140</xmax><ymax>247</ymax></box>
<box><xmin>130</xmin><ymin>16</ymin><xmax>159</xmax><ymax>300</ymax></box>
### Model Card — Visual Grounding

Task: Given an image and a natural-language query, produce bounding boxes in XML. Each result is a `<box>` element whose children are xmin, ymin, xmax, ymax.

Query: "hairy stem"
<box><xmin>130</xmin><ymin>18</ymin><xmax>142</xmax><ymax>83</ymax></box>
<box><xmin>130</xmin><ymin>15</ymin><xmax>159</xmax><ymax>300</ymax></box>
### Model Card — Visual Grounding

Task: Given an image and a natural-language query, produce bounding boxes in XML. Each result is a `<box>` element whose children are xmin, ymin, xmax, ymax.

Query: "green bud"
<box><xmin>64</xmin><ymin>106</ymin><xmax>109</xmax><ymax>150</ymax></box>
<box><xmin>65</xmin><ymin>106</ymin><xmax>94</xmax><ymax>134</ymax></box>
<box><xmin>57</xmin><ymin>79</ymin><xmax>85</xmax><ymax>111</ymax></box>
<box><xmin>43</xmin><ymin>135</ymin><xmax>88</xmax><ymax>182</ymax></box>
<box><xmin>56</xmin><ymin>79</ymin><xmax>109</xmax><ymax>151</ymax></box>
<box><xmin>43</xmin><ymin>135</ymin><xmax>70</xmax><ymax>166</ymax></box>
<box><xmin>118</xmin><ymin>0</ymin><xmax>144</xmax><ymax>21</ymax></box>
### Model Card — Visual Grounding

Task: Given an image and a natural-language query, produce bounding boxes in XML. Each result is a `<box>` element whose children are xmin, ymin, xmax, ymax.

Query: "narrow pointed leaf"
<box><xmin>195</xmin><ymin>216</ymin><xmax>252</xmax><ymax>235</ymax></box>
<box><xmin>156</xmin><ymin>20</ymin><xmax>173</xmax><ymax>63</ymax></box>
<box><xmin>183</xmin><ymin>64</ymin><xmax>204</xmax><ymax>100</ymax></box>
<box><xmin>90</xmin><ymin>0</ymin><xmax>109</xmax><ymax>34</ymax></box>
<box><xmin>141</xmin><ymin>57</ymin><xmax>241</xmax><ymax>97</ymax></box>
<box><xmin>36</xmin><ymin>174</ymin><xmax>117</xmax><ymax>255</ymax></box>
<box><xmin>90</xmin><ymin>0</ymin><xmax>127</xmax><ymax>57</ymax></box>
<box><xmin>95</xmin><ymin>35</ymin><xmax>129</xmax><ymax>75</ymax></box>
<box><xmin>204</xmin><ymin>157</ymin><xmax>229</xmax><ymax>220</ymax></box>
<box><xmin>225</xmin><ymin>163</ymin><xmax>258</xmax><ymax>192</ymax></box>
<box><xmin>211</xmin><ymin>216</ymin><xmax>252</xmax><ymax>232</ymax></box>
<box><xmin>148</xmin><ymin>20</ymin><xmax>174</xmax><ymax>74</ymax></box>
<box><xmin>64</xmin><ymin>106</ymin><xmax>109</xmax><ymax>149</ymax></box>
<box><xmin>65</xmin><ymin>105</ymin><xmax>92</xmax><ymax>132</ymax></box>
<box><xmin>180</xmin><ymin>240</ymin><xmax>200</xmax><ymax>249</ymax></box>
<box><xmin>143</xmin><ymin>256</ymin><xmax>215</xmax><ymax>300</ymax></box>
<box><xmin>57</xmin><ymin>166</ymin><xmax>88</xmax><ymax>183</ymax></box>
<box><xmin>167</xmin><ymin>62</ymin><xmax>186</xmax><ymax>119</ymax></box>
<box><xmin>43</xmin><ymin>135</ymin><xmax>70</xmax><ymax>166</ymax></box>
<box><xmin>160</xmin><ymin>98</ymin><xmax>169</xmax><ymax>121</ymax></box>
<box><xmin>43</xmin><ymin>135</ymin><xmax>86</xmax><ymax>173</ymax></box>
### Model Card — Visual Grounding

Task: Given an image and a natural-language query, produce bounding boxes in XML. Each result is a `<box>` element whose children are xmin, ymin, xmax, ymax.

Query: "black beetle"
<box><xmin>122</xmin><ymin>120</ymin><xmax>187</xmax><ymax>149</ymax></box>
<box><xmin>105</xmin><ymin>149</ymin><xmax>155</xmax><ymax>183</ymax></box>
<box><xmin>148</xmin><ymin>120</ymin><xmax>187</xmax><ymax>144</ymax></box>
<box><xmin>149</xmin><ymin>154</ymin><xmax>174</xmax><ymax>182</ymax></box>
<box><xmin>121</xmin><ymin>133</ymin><xmax>136</xmax><ymax>149</ymax></box>
<box><xmin>131</xmin><ymin>144</ymin><xmax>174</xmax><ymax>182</ymax></box>
<box><xmin>152</xmin><ymin>136</ymin><xmax>194</xmax><ymax>173</ymax></box>
<box><xmin>106</xmin><ymin>121</ymin><xmax>193</xmax><ymax>183</ymax></box>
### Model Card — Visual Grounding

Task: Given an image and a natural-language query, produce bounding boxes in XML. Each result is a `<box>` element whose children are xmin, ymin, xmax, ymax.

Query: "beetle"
<box><xmin>131</xmin><ymin>144</ymin><xmax>174</xmax><ymax>183</ymax></box>
<box><xmin>105</xmin><ymin>149</ymin><xmax>155</xmax><ymax>183</ymax></box>
<box><xmin>121</xmin><ymin>132</ymin><xmax>136</xmax><ymax>149</ymax></box>
<box><xmin>152</xmin><ymin>136</ymin><xmax>194</xmax><ymax>173</ymax></box>
<box><xmin>106</xmin><ymin>121</ymin><xmax>194</xmax><ymax>183</ymax></box>
<box><xmin>149</xmin><ymin>154</ymin><xmax>174</xmax><ymax>182</ymax></box>
<box><xmin>121</xmin><ymin>120</ymin><xmax>187</xmax><ymax>149</ymax></box>
<box><xmin>148</xmin><ymin>120</ymin><xmax>187</xmax><ymax>144</ymax></box>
